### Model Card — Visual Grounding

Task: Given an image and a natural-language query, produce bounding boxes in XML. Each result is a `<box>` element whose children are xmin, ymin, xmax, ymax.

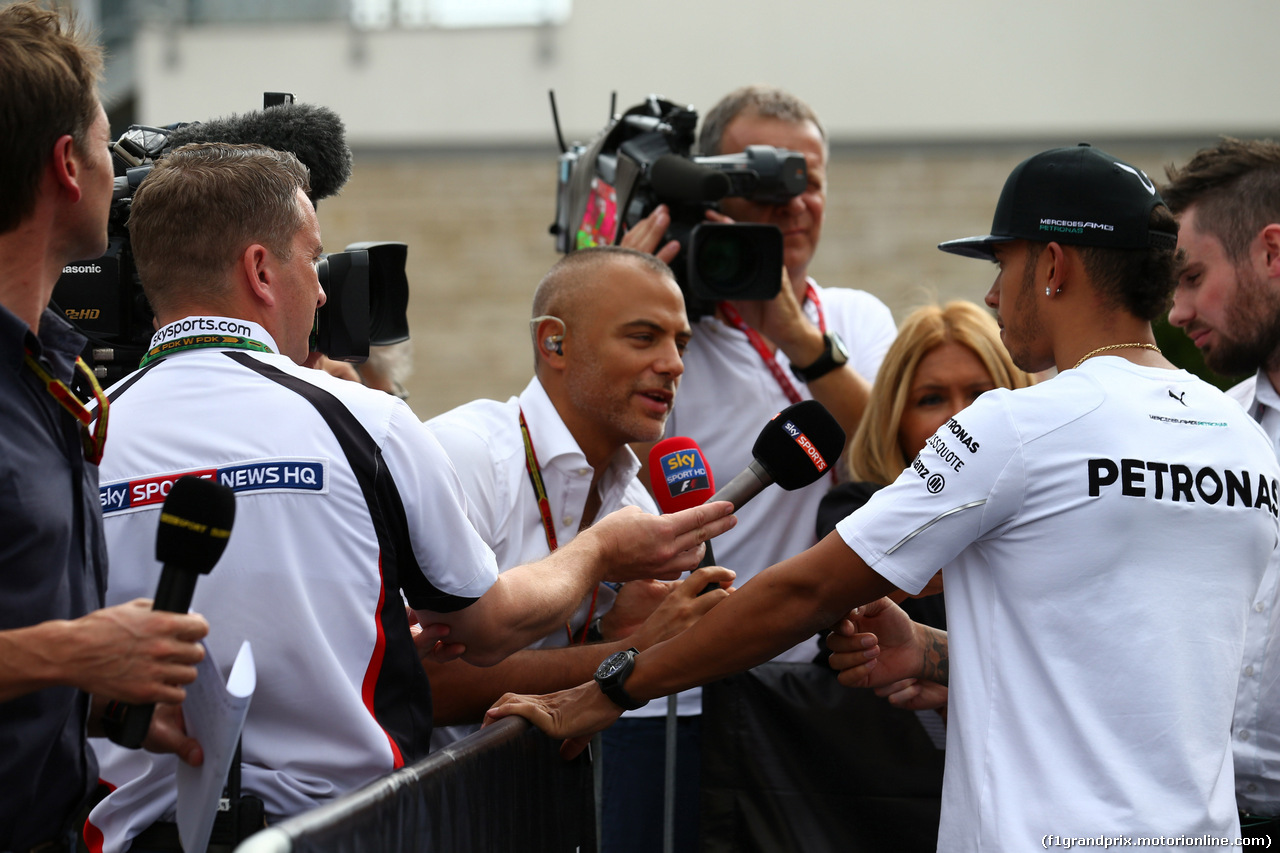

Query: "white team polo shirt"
<box><xmin>839</xmin><ymin>358</ymin><xmax>1279</xmax><ymax>851</ymax></box>
<box><xmin>87</xmin><ymin>318</ymin><xmax>499</xmax><ymax>852</ymax></box>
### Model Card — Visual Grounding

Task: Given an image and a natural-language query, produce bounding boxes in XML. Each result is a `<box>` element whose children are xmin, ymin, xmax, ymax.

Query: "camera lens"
<box><xmin>694</xmin><ymin>230</ymin><xmax>760</xmax><ymax>297</ymax></box>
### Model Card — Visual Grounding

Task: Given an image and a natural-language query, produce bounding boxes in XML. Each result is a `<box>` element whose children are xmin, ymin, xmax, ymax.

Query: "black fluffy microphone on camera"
<box><xmin>711</xmin><ymin>399</ymin><xmax>846</xmax><ymax>510</ymax></box>
<box><xmin>102</xmin><ymin>476</ymin><xmax>236</xmax><ymax>749</ymax></box>
<box><xmin>165</xmin><ymin>102</ymin><xmax>353</xmax><ymax>202</ymax></box>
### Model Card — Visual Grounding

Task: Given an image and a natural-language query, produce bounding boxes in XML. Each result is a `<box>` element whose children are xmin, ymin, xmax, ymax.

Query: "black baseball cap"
<box><xmin>938</xmin><ymin>143</ymin><xmax>1177</xmax><ymax>260</ymax></box>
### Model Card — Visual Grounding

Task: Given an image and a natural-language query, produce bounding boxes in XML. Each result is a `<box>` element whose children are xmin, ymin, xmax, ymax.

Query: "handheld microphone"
<box><xmin>648</xmin><ymin>436</ymin><xmax>720</xmax><ymax>585</ymax></box>
<box><xmin>165</xmin><ymin>102</ymin><xmax>353</xmax><ymax>203</ymax></box>
<box><xmin>648</xmin><ymin>436</ymin><xmax>716</xmax><ymax>513</ymax></box>
<box><xmin>710</xmin><ymin>399</ymin><xmax>846</xmax><ymax>510</ymax></box>
<box><xmin>103</xmin><ymin>475</ymin><xmax>236</xmax><ymax>749</ymax></box>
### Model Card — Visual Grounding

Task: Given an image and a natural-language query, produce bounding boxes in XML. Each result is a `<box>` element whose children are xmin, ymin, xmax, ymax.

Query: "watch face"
<box><xmin>830</xmin><ymin>331</ymin><xmax>850</xmax><ymax>364</ymax></box>
<box><xmin>597</xmin><ymin>651</ymin><xmax>629</xmax><ymax>679</ymax></box>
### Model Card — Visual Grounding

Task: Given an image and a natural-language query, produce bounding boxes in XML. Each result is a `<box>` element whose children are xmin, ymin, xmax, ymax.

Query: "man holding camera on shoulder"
<box><xmin>617</xmin><ymin>85</ymin><xmax>896</xmax><ymax>852</ymax></box>
<box><xmin>82</xmin><ymin>143</ymin><xmax>733</xmax><ymax>851</ymax></box>
<box><xmin>632</xmin><ymin>85</ymin><xmax>895</xmax><ymax>647</ymax></box>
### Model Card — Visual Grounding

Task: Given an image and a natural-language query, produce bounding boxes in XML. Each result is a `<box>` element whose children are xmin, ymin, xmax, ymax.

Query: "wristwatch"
<box><xmin>790</xmin><ymin>330</ymin><xmax>849</xmax><ymax>382</ymax></box>
<box><xmin>594</xmin><ymin>647</ymin><xmax>648</xmax><ymax>710</ymax></box>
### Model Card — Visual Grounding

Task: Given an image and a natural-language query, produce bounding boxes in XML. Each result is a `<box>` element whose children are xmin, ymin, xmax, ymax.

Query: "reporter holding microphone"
<box><xmin>424</xmin><ymin>247</ymin><xmax>733</xmax><ymax>848</ymax></box>
<box><xmin>83</xmin><ymin>146</ymin><xmax>732</xmax><ymax>852</ymax></box>
<box><xmin>0</xmin><ymin>6</ymin><xmax>208</xmax><ymax>851</ymax></box>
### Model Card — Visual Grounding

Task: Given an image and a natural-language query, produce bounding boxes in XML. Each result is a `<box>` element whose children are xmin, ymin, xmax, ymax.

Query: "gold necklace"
<box><xmin>1072</xmin><ymin>342</ymin><xmax>1162</xmax><ymax>370</ymax></box>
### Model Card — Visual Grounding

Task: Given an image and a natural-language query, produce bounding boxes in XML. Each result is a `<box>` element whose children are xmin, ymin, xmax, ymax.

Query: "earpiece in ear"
<box><xmin>545</xmin><ymin>336</ymin><xmax>564</xmax><ymax>356</ymax></box>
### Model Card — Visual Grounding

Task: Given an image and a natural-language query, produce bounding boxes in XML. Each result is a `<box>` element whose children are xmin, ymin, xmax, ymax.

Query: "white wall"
<box><xmin>132</xmin><ymin>0</ymin><xmax>1280</xmax><ymax>146</ymax></box>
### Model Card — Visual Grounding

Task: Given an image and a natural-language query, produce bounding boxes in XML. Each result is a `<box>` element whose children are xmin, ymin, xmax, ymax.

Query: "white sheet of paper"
<box><xmin>175</xmin><ymin>640</ymin><xmax>255</xmax><ymax>853</ymax></box>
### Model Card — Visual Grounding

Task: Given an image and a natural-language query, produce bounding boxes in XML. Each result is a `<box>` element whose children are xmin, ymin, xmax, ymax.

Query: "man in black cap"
<box><xmin>489</xmin><ymin>144</ymin><xmax>1280</xmax><ymax>850</ymax></box>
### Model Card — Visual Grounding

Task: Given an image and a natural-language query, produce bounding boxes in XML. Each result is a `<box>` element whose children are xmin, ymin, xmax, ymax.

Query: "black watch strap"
<box><xmin>790</xmin><ymin>331</ymin><xmax>849</xmax><ymax>382</ymax></box>
<box><xmin>595</xmin><ymin>647</ymin><xmax>648</xmax><ymax>710</ymax></box>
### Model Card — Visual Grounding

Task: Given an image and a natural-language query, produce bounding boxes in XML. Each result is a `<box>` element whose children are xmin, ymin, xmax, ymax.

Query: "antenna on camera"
<box><xmin>549</xmin><ymin>90</ymin><xmax>567</xmax><ymax>154</ymax></box>
<box><xmin>609</xmin><ymin>91</ymin><xmax>617</xmax><ymax>120</ymax></box>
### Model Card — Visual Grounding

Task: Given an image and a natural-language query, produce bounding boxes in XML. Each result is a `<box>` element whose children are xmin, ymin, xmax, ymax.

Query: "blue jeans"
<box><xmin>600</xmin><ymin>715</ymin><xmax>701</xmax><ymax>853</ymax></box>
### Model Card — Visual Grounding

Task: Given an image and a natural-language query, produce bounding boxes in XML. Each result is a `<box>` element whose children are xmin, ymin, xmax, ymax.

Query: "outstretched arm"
<box><xmin>486</xmin><ymin>531</ymin><xmax>898</xmax><ymax>756</ymax></box>
<box><xmin>425</xmin><ymin>566</ymin><xmax>734</xmax><ymax>725</ymax></box>
<box><xmin>415</xmin><ymin>502</ymin><xmax>736</xmax><ymax>667</ymax></box>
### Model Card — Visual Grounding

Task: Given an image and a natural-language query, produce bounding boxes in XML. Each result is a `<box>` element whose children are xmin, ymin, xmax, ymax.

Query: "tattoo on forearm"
<box><xmin>918</xmin><ymin>627</ymin><xmax>949</xmax><ymax>686</ymax></box>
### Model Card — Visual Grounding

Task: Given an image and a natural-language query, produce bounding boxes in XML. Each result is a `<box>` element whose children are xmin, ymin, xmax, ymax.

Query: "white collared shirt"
<box><xmin>427</xmin><ymin>378</ymin><xmax>694</xmax><ymax>730</ymax></box>
<box><xmin>1228</xmin><ymin>371</ymin><xmax>1280</xmax><ymax>817</ymax></box>
<box><xmin>427</xmin><ymin>376</ymin><xmax>643</xmax><ymax>647</ymax></box>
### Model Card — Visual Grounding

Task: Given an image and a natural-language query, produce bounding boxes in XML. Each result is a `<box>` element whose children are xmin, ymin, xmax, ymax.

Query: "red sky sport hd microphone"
<box><xmin>102</xmin><ymin>475</ymin><xmax>236</xmax><ymax>749</ymax></box>
<box><xmin>648</xmin><ymin>436</ymin><xmax>719</xmax><ymax>570</ymax></box>
<box><xmin>648</xmin><ymin>436</ymin><xmax>716</xmax><ymax>513</ymax></box>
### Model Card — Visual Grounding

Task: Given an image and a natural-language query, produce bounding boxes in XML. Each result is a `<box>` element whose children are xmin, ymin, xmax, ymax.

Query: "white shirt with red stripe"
<box><xmin>84</xmin><ymin>318</ymin><xmax>499</xmax><ymax>852</ymax></box>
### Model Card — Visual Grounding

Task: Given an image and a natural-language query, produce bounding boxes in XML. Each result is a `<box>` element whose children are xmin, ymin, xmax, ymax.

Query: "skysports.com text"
<box><xmin>1043</xmin><ymin>835</ymin><xmax>1269</xmax><ymax>849</ymax></box>
<box><xmin>153</xmin><ymin>317</ymin><xmax>252</xmax><ymax>342</ymax></box>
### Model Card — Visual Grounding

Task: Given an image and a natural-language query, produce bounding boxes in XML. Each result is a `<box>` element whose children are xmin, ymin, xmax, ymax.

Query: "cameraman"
<box><xmin>0</xmin><ymin>5</ymin><xmax>210</xmax><ymax>851</ymax></box>
<box><xmin>617</xmin><ymin>86</ymin><xmax>896</xmax><ymax>852</ymax></box>
<box><xmin>634</xmin><ymin>85</ymin><xmax>894</xmax><ymax>638</ymax></box>
<box><xmin>82</xmin><ymin>142</ymin><xmax>732</xmax><ymax>851</ymax></box>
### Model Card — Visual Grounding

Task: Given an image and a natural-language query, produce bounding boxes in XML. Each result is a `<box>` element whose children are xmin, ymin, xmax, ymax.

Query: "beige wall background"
<box><xmin>318</xmin><ymin>140</ymin><xmax>1212</xmax><ymax>420</ymax></box>
<box><xmin>119</xmin><ymin>1</ymin><xmax>1278</xmax><ymax>418</ymax></box>
<box><xmin>133</xmin><ymin>1</ymin><xmax>1280</xmax><ymax>145</ymax></box>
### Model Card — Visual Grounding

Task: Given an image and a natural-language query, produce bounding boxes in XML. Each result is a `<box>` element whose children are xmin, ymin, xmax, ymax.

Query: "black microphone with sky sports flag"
<box><xmin>708</xmin><ymin>399</ymin><xmax>844</xmax><ymax>510</ymax></box>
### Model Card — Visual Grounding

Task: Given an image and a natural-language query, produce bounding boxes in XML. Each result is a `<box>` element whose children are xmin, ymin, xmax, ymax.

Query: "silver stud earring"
<box><xmin>1045</xmin><ymin>287</ymin><xmax>1051</xmax><ymax>296</ymax></box>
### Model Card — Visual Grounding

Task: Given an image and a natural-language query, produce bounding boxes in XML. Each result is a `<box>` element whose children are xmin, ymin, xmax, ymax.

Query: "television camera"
<box><xmin>52</xmin><ymin>93</ymin><xmax>409</xmax><ymax>383</ymax></box>
<box><xmin>550</xmin><ymin>93</ymin><xmax>808</xmax><ymax>318</ymax></box>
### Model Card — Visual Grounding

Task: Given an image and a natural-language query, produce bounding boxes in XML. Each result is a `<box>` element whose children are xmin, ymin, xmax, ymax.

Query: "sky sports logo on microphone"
<box><xmin>783</xmin><ymin>420</ymin><xmax>828</xmax><ymax>473</ymax></box>
<box><xmin>100</xmin><ymin>458</ymin><xmax>328</xmax><ymax>514</ymax></box>
<box><xmin>659</xmin><ymin>448</ymin><xmax>710</xmax><ymax>497</ymax></box>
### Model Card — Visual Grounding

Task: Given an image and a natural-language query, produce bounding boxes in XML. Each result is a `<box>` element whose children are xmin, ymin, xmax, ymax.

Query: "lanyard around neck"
<box><xmin>23</xmin><ymin>349</ymin><xmax>109</xmax><ymax>465</ymax></box>
<box><xmin>718</xmin><ymin>282</ymin><xmax>826</xmax><ymax>405</ymax></box>
<box><xmin>518</xmin><ymin>407</ymin><xmax>599</xmax><ymax>645</ymax></box>
<box><xmin>139</xmin><ymin>334</ymin><xmax>273</xmax><ymax>368</ymax></box>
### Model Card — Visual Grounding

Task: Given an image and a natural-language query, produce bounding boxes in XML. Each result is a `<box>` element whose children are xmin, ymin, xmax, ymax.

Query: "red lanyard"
<box><xmin>718</xmin><ymin>282</ymin><xmax>826</xmax><ymax>405</ymax></box>
<box><xmin>24</xmin><ymin>349</ymin><xmax>109</xmax><ymax>465</ymax></box>
<box><xmin>518</xmin><ymin>408</ymin><xmax>599</xmax><ymax>645</ymax></box>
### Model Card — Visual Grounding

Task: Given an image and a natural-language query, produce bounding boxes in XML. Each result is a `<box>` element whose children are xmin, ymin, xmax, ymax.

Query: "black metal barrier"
<box><xmin>234</xmin><ymin>717</ymin><xmax>595</xmax><ymax>853</ymax></box>
<box><xmin>699</xmin><ymin>663</ymin><xmax>945</xmax><ymax>853</ymax></box>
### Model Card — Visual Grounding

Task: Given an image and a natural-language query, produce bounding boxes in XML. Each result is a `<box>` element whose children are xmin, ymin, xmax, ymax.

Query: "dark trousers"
<box><xmin>601</xmin><ymin>715</ymin><xmax>701</xmax><ymax>853</ymax></box>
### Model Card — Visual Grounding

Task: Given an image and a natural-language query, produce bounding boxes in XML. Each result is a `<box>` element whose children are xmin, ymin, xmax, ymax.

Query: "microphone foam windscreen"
<box><xmin>752</xmin><ymin>399</ymin><xmax>846</xmax><ymax>490</ymax></box>
<box><xmin>648</xmin><ymin>436</ymin><xmax>716</xmax><ymax>513</ymax></box>
<box><xmin>649</xmin><ymin>155</ymin><xmax>733</xmax><ymax>204</ymax></box>
<box><xmin>166</xmin><ymin>103</ymin><xmax>354</xmax><ymax>201</ymax></box>
<box><xmin>155</xmin><ymin>476</ymin><xmax>236</xmax><ymax>572</ymax></box>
